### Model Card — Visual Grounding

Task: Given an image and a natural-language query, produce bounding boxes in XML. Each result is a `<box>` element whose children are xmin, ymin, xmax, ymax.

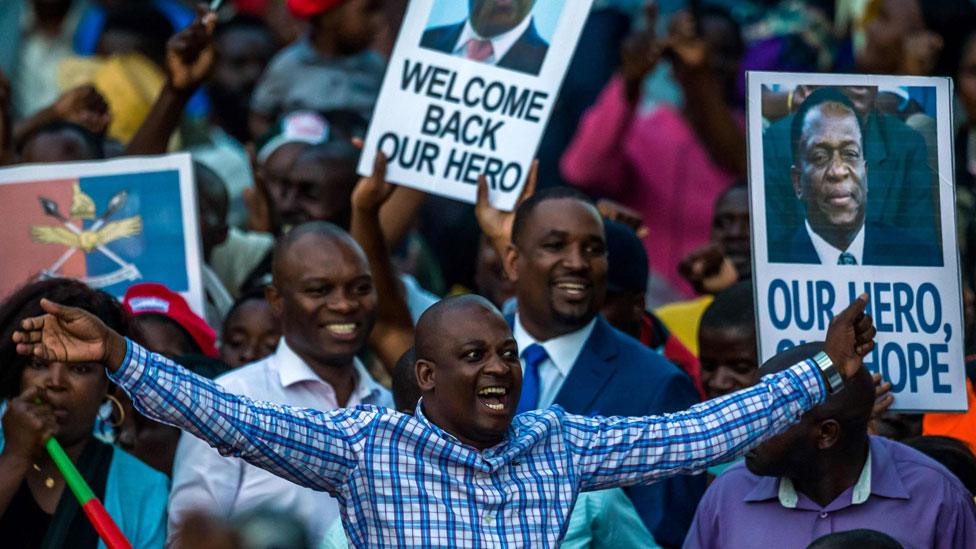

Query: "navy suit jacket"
<box><xmin>770</xmin><ymin>221</ymin><xmax>942</xmax><ymax>266</ymax></box>
<box><xmin>509</xmin><ymin>315</ymin><xmax>705</xmax><ymax>548</ymax></box>
<box><xmin>420</xmin><ymin>19</ymin><xmax>549</xmax><ymax>76</ymax></box>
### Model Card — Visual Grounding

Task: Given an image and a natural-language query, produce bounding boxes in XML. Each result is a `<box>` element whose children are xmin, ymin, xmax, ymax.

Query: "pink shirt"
<box><xmin>560</xmin><ymin>76</ymin><xmax>740</xmax><ymax>297</ymax></box>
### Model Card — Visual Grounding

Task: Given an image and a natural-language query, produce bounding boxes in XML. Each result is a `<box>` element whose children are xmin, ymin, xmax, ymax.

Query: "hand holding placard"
<box><xmin>475</xmin><ymin>159</ymin><xmax>538</xmax><ymax>252</ymax></box>
<box><xmin>352</xmin><ymin>152</ymin><xmax>396</xmax><ymax>215</ymax></box>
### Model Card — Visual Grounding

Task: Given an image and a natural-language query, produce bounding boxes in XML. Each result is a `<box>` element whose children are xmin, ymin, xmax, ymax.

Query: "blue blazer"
<box><xmin>509</xmin><ymin>315</ymin><xmax>705</xmax><ymax>548</ymax></box>
<box><xmin>770</xmin><ymin>221</ymin><xmax>942</xmax><ymax>266</ymax></box>
<box><xmin>420</xmin><ymin>19</ymin><xmax>550</xmax><ymax>76</ymax></box>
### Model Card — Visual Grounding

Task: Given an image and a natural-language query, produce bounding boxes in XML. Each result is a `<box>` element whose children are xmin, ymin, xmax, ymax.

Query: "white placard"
<box><xmin>358</xmin><ymin>0</ymin><xmax>594</xmax><ymax>210</ymax></box>
<box><xmin>747</xmin><ymin>72</ymin><xmax>966</xmax><ymax>412</ymax></box>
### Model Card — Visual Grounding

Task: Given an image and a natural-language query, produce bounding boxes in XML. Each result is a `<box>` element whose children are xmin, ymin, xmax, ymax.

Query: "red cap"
<box><xmin>287</xmin><ymin>0</ymin><xmax>346</xmax><ymax>18</ymax></box>
<box><xmin>123</xmin><ymin>283</ymin><xmax>219</xmax><ymax>358</ymax></box>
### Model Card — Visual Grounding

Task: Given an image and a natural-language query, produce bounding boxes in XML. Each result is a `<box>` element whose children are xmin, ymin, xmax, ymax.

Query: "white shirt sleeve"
<box><xmin>166</xmin><ymin>431</ymin><xmax>245</xmax><ymax>546</ymax></box>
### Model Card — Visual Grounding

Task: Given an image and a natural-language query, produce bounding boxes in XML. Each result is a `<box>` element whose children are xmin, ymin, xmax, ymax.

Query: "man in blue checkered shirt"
<box><xmin>13</xmin><ymin>293</ymin><xmax>875</xmax><ymax>547</ymax></box>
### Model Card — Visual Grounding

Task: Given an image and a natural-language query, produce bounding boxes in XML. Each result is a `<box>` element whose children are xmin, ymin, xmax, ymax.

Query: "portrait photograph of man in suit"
<box><xmin>420</xmin><ymin>0</ymin><xmax>557</xmax><ymax>76</ymax></box>
<box><xmin>768</xmin><ymin>87</ymin><xmax>943</xmax><ymax>267</ymax></box>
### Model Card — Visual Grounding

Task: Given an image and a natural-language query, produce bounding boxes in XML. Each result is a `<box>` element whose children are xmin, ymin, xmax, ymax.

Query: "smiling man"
<box><xmin>500</xmin><ymin>187</ymin><xmax>706</xmax><ymax>546</ymax></box>
<box><xmin>421</xmin><ymin>0</ymin><xmax>549</xmax><ymax>75</ymax></box>
<box><xmin>13</xmin><ymin>289</ymin><xmax>875</xmax><ymax>547</ymax></box>
<box><xmin>776</xmin><ymin>88</ymin><xmax>940</xmax><ymax>266</ymax></box>
<box><xmin>166</xmin><ymin>221</ymin><xmax>392</xmax><ymax>545</ymax></box>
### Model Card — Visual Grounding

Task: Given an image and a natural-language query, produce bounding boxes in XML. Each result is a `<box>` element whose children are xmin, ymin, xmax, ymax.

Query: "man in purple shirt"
<box><xmin>685</xmin><ymin>343</ymin><xmax>976</xmax><ymax>549</ymax></box>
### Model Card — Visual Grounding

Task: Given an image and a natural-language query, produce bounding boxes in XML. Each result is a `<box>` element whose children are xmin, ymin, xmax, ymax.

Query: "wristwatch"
<box><xmin>812</xmin><ymin>351</ymin><xmax>844</xmax><ymax>395</ymax></box>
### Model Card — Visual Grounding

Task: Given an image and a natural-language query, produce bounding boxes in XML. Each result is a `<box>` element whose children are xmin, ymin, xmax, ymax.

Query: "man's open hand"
<box><xmin>52</xmin><ymin>85</ymin><xmax>111</xmax><ymax>136</ymax></box>
<box><xmin>166</xmin><ymin>10</ymin><xmax>217</xmax><ymax>91</ymax></box>
<box><xmin>475</xmin><ymin>160</ymin><xmax>538</xmax><ymax>247</ymax></box>
<box><xmin>352</xmin><ymin>151</ymin><xmax>395</xmax><ymax>214</ymax></box>
<box><xmin>12</xmin><ymin>299</ymin><xmax>125</xmax><ymax>371</ymax></box>
<box><xmin>823</xmin><ymin>294</ymin><xmax>876</xmax><ymax>380</ymax></box>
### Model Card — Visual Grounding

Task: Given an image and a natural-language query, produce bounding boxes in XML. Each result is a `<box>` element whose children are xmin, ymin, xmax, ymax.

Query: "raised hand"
<box><xmin>12</xmin><ymin>299</ymin><xmax>125</xmax><ymax>370</ymax></box>
<box><xmin>596</xmin><ymin>198</ymin><xmax>648</xmax><ymax>237</ymax></box>
<box><xmin>243</xmin><ymin>143</ymin><xmax>273</xmax><ymax>233</ymax></box>
<box><xmin>823</xmin><ymin>294</ymin><xmax>876</xmax><ymax>380</ymax></box>
<box><xmin>352</xmin><ymin>151</ymin><xmax>395</xmax><ymax>214</ymax></box>
<box><xmin>166</xmin><ymin>10</ymin><xmax>217</xmax><ymax>92</ymax></box>
<box><xmin>1</xmin><ymin>386</ymin><xmax>58</xmax><ymax>463</ymax></box>
<box><xmin>52</xmin><ymin>85</ymin><xmax>111</xmax><ymax>136</ymax></box>
<box><xmin>475</xmin><ymin>159</ymin><xmax>538</xmax><ymax>247</ymax></box>
<box><xmin>620</xmin><ymin>1</ymin><xmax>663</xmax><ymax>102</ymax></box>
<box><xmin>678</xmin><ymin>242</ymin><xmax>738</xmax><ymax>294</ymax></box>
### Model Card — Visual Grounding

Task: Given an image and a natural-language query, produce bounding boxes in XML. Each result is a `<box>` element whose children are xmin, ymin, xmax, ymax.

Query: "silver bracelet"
<box><xmin>813</xmin><ymin>351</ymin><xmax>844</xmax><ymax>395</ymax></box>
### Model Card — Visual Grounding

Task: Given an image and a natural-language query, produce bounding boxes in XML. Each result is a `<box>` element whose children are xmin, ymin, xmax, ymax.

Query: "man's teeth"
<box><xmin>556</xmin><ymin>282</ymin><xmax>586</xmax><ymax>291</ymax></box>
<box><xmin>327</xmin><ymin>323</ymin><xmax>356</xmax><ymax>335</ymax></box>
<box><xmin>478</xmin><ymin>387</ymin><xmax>507</xmax><ymax>396</ymax></box>
<box><xmin>485</xmin><ymin>402</ymin><xmax>504</xmax><ymax>410</ymax></box>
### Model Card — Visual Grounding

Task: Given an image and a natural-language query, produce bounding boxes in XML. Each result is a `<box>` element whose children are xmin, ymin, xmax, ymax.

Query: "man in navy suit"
<box><xmin>770</xmin><ymin>88</ymin><xmax>941</xmax><ymax>267</ymax></box>
<box><xmin>478</xmin><ymin>186</ymin><xmax>705</xmax><ymax>547</ymax></box>
<box><xmin>421</xmin><ymin>0</ymin><xmax>549</xmax><ymax>76</ymax></box>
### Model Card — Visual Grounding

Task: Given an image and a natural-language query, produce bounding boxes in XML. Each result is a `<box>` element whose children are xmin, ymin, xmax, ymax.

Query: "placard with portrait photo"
<box><xmin>748</xmin><ymin>72</ymin><xmax>965</xmax><ymax>412</ymax></box>
<box><xmin>357</xmin><ymin>0</ymin><xmax>593</xmax><ymax>211</ymax></box>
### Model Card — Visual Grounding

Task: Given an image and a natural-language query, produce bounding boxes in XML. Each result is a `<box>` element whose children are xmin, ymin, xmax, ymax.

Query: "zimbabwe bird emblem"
<box><xmin>31</xmin><ymin>183</ymin><xmax>143</xmax><ymax>286</ymax></box>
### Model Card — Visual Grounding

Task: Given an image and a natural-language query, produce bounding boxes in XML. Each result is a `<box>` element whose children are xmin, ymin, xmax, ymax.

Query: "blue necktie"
<box><xmin>838</xmin><ymin>252</ymin><xmax>857</xmax><ymax>265</ymax></box>
<box><xmin>516</xmin><ymin>343</ymin><xmax>548</xmax><ymax>414</ymax></box>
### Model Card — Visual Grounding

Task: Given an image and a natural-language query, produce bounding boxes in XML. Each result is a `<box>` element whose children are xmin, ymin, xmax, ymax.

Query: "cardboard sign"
<box><xmin>0</xmin><ymin>153</ymin><xmax>205</xmax><ymax>315</ymax></box>
<box><xmin>747</xmin><ymin>72</ymin><xmax>966</xmax><ymax>412</ymax></box>
<box><xmin>358</xmin><ymin>0</ymin><xmax>594</xmax><ymax>210</ymax></box>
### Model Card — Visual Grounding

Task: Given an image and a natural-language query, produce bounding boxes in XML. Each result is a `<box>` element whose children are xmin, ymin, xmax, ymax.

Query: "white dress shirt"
<box><xmin>512</xmin><ymin>315</ymin><xmax>598</xmax><ymax>409</ymax></box>
<box><xmin>805</xmin><ymin>220</ymin><xmax>866</xmax><ymax>265</ymax></box>
<box><xmin>451</xmin><ymin>15</ymin><xmax>533</xmax><ymax>65</ymax></box>
<box><xmin>167</xmin><ymin>338</ymin><xmax>392</xmax><ymax>546</ymax></box>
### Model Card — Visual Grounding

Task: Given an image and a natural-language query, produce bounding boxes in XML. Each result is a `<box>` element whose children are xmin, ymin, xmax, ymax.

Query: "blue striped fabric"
<box><xmin>111</xmin><ymin>341</ymin><xmax>825</xmax><ymax>547</ymax></box>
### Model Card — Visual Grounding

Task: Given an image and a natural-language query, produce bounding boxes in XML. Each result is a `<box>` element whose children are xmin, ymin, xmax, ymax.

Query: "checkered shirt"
<box><xmin>111</xmin><ymin>341</ymin><xmax>825</xmax><ymax>547</ymax></box>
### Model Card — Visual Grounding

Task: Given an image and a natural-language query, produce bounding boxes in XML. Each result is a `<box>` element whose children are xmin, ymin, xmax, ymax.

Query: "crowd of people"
<box><xmin>1</xmin><ymin>0</ymin><xmax>976</xmax><ymax>548</ymax></box>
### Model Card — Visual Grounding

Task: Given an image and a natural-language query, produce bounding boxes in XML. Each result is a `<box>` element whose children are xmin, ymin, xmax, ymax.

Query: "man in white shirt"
<box><xmin>167</xmin><ymin>222</ymin><xmax>393</xmax><ymax>545</ymax></box>
<box><xmin>779</xmin><ymin>87</ymin><xmax>940</xmax><ymax>266</ymax></box>
<box><xmin>421</xmin><ymin>0</ymin><xmax>550</xmax><ymax>75</ymax></box>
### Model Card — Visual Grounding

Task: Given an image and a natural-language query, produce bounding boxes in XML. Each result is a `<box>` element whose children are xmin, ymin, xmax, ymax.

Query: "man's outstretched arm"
<box><xmin>13</xmin><ymin>299</ymin><xmax>373</xmax><ymax>494</ymax></box>
<box><xmin>567</xmin><ymin>295</ymin><xmax>876</xmax><ymax>490</ymax></box>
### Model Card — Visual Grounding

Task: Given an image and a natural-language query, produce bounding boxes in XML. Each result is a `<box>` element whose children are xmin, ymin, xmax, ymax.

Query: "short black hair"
<box><xmin>0</xmin><ymin>278</ymin><xmax>129</xmax><ymax>399</ymax></box>
<box><xmin>270</xmin><ymin>221</ymin><xmax>358</xmax><ymax>284</ymax></box>
<box><xmin>903</xmin><ymin>435</ymin><xmax>976</xmax><ymax>496</ymax></box>
<box><xmin>101</xmin><ymin>3</ymin><xmax>174</xmax><ymax>65</ymax></box>
<box><xmin>604</xmin><ymin>219</ymin><xmax>648</xmax><ymax>294</ymax></box>
<box><xmin>761</xmin><ymin>341</ymin><xmax>876</xmax><ymax>442</ymax></box>
<box><xmin>415</xmin><ymin>294</ymin><xmax>499</xmax><ymax>363</ymax></box>
<box><xmin>700</xmin><ymin>281</ymin><xmax>755</xmax><ymax>333</ymax></box>
<box><xmin>392</xmin><ymin>347</ymin><xmax>420</xmax><ymax>413</ymax></box>
<box><xmin>791</xmin><ymin>87</ymin><xmax>864</xmax><ymax>167</ymax></box>
<box><xmin>18</xmin><ymin>121</ymin><xmax>105</xmax><ymax>159</ymax></box>
<box><xmin>807</xmin><ymin>529</ymin><xmax>904</xmax><ymax>549</ymax></box>
<box><xmin>194</xmin><ymin>161</ymin><xmax>229</xmax><ymax>210</ymax></box>
<box><xmin>213</xmin><ymin>13</ymin><xmax>274</xmax><ymax>42</ymax></box>
<box><xmin>510</xmin><ymin>186</ymin><xmax>595</xmax><ymax>247</ymax></box>
<box><xmin>131</xmin><ymin>313</ymin><xmax>203</xmax><ymax>356</ymax></box>
<box><xmin>223</xmin><ymin>287</ymin><xmax>270</xmax><ymax>331</ymax></box>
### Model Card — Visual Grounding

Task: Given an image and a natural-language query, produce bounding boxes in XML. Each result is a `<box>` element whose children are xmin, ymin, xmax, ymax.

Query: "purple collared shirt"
<box><xmin>684</xmin><ymin>436</ymin><xmax>976</xmax><ymax>549</ymax></box>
